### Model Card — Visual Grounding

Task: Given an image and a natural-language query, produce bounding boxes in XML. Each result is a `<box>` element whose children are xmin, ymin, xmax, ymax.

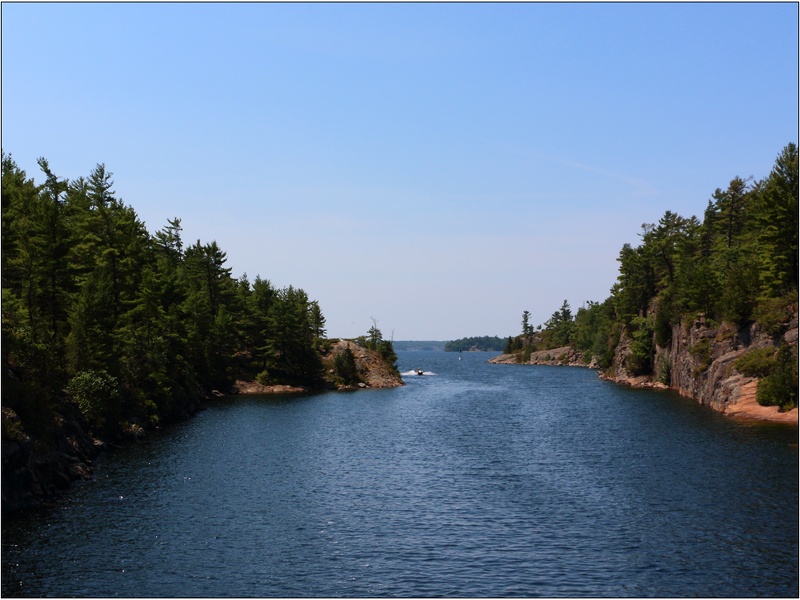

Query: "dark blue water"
<box><xmin>3</xmin><ymin>351</ymin><xmax>798</xmax><ymax>597</ymax></box>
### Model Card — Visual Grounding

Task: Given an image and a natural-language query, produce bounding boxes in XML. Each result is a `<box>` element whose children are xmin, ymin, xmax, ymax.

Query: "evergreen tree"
<box><xmin>755</xmin><ymin>143</ymin><xmax>798</xmax><ymax>296</ymax></box>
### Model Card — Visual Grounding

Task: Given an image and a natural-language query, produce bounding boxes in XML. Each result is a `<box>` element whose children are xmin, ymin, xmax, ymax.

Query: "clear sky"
<box><xmin>2</xmin><ymin>2</ymin><xmax>798</xmax><ymax>341</ymax></box>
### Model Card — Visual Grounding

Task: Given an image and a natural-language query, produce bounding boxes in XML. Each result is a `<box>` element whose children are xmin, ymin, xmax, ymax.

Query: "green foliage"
<box><xmin>734</xmin><ymin>347</ymin><xmax>776</xmax><ymax>378</ymax></box>
<box><xmin>358</xmin><ymin>320</ymin><xmax>399</xmax><ymax>373</ymax></box>
<box><xmin>656</xmin><ymin>356</ymin><xmax>671</xmax><ymax>385</ymax></box>
<box><xmin>377</xmin><ymin>340</ymin><xmax>399</xmax><ymax>373</ymax></box>
<box><xmin>653</xmin><ymin>296</ymin><xmax>675</xmax><ymax>348</ymax></box>
<box><xmin>608</xmin><ymin>145</ymin><xmax>798</xmax><ymax>328</ymax></box>
<box><xmin>756</xmin><ymin>343</ymin><xmax>798</xmax><ymax>411</ymax></box>
<box><xmin>753</xmin><ymin>294</ymin><xmax>796</xmax><ymax>336</ymax></box>
<box><xmin>756</xmin><ymin>144</ymin><xmax>798</xmax><ymax>296</ymax></box>
<box><xmin>545</xmin><ymin>300</ymin><xmax>575</xmax><ymax>347</ymax></box>
<box><xmin>628</xmin><ymin>316</ymin><xmax>655</xmax><ymax>376</ymax></box>
<box><xmin>498</xmin><ymin>144</ymin><xmax>797</xmax><ymax>389</ymax></box>
<box><xmin>573</xmin><ymin>298</ymin><xmax>617</xmax><ymax>368</ymax></box>
<box><xmin>689</xmin><ymin>338</ymin><xmax>713</xmax><ymax>375</ymax></box>
<box><xmin>504</xmin><ymin>336</ymin><xmax>522</xmax><ymax>354</ymax></box>
<box><xmin>260</xmin><ymin>286</ymin><xmax>324</xmax><ymax>385</ymax></box>
<box><xmin>333</xmin><ymin>347</ymin><xmax>360</xmax><ymax>386</ymax></box>
<box><xmin>67</xmin><ymin>370</ymin><xmax>120</xmax><ymax>431</ymax></box>
<box><xmin>2</xmin><ymin>155</ymin><xmax>329</xmax><ymax>442</ymax></box>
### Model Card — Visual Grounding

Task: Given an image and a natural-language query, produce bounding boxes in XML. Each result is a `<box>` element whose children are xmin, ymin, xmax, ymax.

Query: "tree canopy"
<box><xmin>505</xmin><ymin>143</ymin><xmax>798</xmax><ymax>407</ymax></box>
<box><xmin>2</xmin><ymin>154</ymin><xmax>327</xmax><ymax>439</ymax></box>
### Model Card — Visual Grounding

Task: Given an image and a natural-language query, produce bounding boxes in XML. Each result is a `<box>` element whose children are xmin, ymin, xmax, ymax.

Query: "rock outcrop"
<box><xmin>490</xmin><ymin>312</ymin><xmax>798</xmax><ymax>425</ymax></box>
<box><xmin>2</xmin><ymin>401</ymin><xmax>100</xmax><ymax>513</ymax></box>
<box><xmin>230</xmin><ymin>339</ymin><xmax>404</xmax><ymax>394</ymax></box>
<box><xmin>229</xmin><ymin>381</ymin><xmax>308</xmax><ymax>394</ymax></box>
<box><xmin>321</xmin><ymin>339</ymin><xmax>404</xmax><ymax>389</ymax></box>
<box><xmin>604</xmin><ymin>311</ymin><xmax>798</xmax><ymax>424</ymax></box>
<box><xmin>489</xmin><ymin>346</ymin><xmax>596</xmax><ymax>368</ymax></box>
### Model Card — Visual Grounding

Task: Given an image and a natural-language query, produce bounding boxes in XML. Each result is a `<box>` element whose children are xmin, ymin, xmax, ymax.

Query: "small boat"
<box><xmin>416</xmin><ymin>368</ymin><xmax>424</xmax><ymax>376</ymax></box>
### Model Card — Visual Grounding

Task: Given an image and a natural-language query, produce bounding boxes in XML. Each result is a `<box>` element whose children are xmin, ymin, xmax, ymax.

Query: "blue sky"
<box><xmin>2</xmin><ymin>2</ymin><xmax>797</xmax><ymax>340</ymax></box>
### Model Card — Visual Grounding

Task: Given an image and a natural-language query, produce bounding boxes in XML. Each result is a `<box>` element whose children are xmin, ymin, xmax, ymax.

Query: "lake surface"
<box><xmin>2</xmin><ymin>351</ymin><xmax>798</xmax><ymax>597</ymax></box>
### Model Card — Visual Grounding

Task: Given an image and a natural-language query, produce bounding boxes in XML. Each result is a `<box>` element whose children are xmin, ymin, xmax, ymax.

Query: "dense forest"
<box><xmin>1</xmin><ymin>154</ymin><xmax>397</xmax><ymax>446</ymax></box>
<box><xmin>505</xmin><ymin>143</ymin><xmax>798</xmax><ymax>410</ymax></box>
<box><xmin>445</xmin><ymin>336</ymin><xmax>506</xmax><ymax>352</ymax></box>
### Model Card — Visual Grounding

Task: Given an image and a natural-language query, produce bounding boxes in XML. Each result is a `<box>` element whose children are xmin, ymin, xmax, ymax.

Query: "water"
<box><xmin>3</xmin><ymin>351</ymin><xmax>797</xmax><ymax>597</ymax></box>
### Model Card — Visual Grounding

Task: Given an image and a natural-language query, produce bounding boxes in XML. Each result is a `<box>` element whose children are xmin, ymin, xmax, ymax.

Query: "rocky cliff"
<box><xmin>490</xmin><ymin>313</ymin><xmax>798</xmax><ymax>425</ymax></box>
<box><xmin>603</xmin><ymin>310</ymin><xmax>798</xmax><ymax>424</ymax></box>
<box><xmin>320</xmin><ymin>339</ymin><xmax>405</xmax><ymax>389</ymax></box>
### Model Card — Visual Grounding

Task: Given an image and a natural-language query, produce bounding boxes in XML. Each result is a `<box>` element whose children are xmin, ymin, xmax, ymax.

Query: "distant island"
<box><xmin>445</xmin><ymin>336</ymin><xmax>507</xmax><ymax>352</ymax></box>
<box><xmin>392</xmin><ymin>341</ymin><xmax>447</xmax><ymax>351</ymax></box>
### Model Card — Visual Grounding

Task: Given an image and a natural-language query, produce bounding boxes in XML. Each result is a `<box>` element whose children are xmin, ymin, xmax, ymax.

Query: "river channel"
<box><xmin>2</xmin><ymin>350</ymin><xmax>797</xmax><ymax>597</ymax></box>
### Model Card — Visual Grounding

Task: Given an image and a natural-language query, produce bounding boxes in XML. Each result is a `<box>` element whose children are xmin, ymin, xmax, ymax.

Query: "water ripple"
<box><xmin>2</xmin><ymin>352</ymin><xmax>797</xmax><ymax>597</ymax></box>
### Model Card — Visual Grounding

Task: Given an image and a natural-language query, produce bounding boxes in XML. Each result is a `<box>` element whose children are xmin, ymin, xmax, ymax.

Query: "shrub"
<box><xmin>654</xmin><ymin>297</ymin><xmax>674</xmax><ymax>347</ymax></box>
<box><xmin>689</xmin><ymin>338</ymin><xmax>712</xmax><ymax>375</ymax></box>
<box><xmin>333</xmin><ymin>347</ymin><xmax>360</xmax><ymax>386</ymax></box>
<box><xmin>255</xmin><ymin>370</ymin><xmax>273</xmax><ymax>386</ymax></box>
<box><xmin>756</xmin><ymin>344</ymin><xmax>798</xmax><ymax>411</ymax></box>
<box><xmin>377</xmin><ymin>340</ymin><xmax>399</xmax><ymax>373</ymax></box>
<box><xmin>734</xmin><ymin>347</ymin><xmax>776</xmax><ymax>378</ymax></box>
<box><xmin>505</xmin><ymin>336</ymin><xmax>522</xmax><ymax>354</ymax></box>
<box><xmin>67</xmin><ymin>370</ymin><xmax>120</xmax><ymax>430</ymax></box>
<box><xmin>753</xmin><ymin>296</ymin><xmax>794</xmax><ymax>336</ymax></box>
<box><xmin>628</xmin><ymin>316</ymin><xmax>655</xmax><ymax>375</ymax></box>
<box><xmin>657</xmin><ymin>356</ymin><xmax>671</xmax><ymax>385</ymax></box>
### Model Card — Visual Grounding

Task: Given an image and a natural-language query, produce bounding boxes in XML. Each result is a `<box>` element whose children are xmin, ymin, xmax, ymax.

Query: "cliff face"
<box><xmin>490</xmin><ymin>311</ymin><xmax>797</xmax><ymax>424</ymax></box>
<box><xmin>606</xmin><ymin>310</ymin><xmax>798</xmax><ymax>424</ymax></box>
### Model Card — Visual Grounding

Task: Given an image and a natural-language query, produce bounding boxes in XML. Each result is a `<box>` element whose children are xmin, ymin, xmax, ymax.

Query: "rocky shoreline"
<box><xmin>2</xmin><ymin>401</ymin><xmax>101</xmax><ymax>513</ymax></box>
<box><xmin>229</xmin><ymin>339</ymin><xmax>405</xmax><ymax>394</ymax></box>
<box><xmin>489</xmin><ymin>314</ymin><xmax>798</xmax><ymax>425</ymax></box>
<box><xmin>2</xmin><ymin>339</ymin><xmax>403</xmax><ymax>514</ymax></box>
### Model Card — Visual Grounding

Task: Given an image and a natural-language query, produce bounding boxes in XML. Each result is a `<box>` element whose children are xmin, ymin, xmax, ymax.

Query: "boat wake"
<box><xmin>401</xmin><ymin>370</ymin><xmax>436</xmax><ymax>376</ymax></box>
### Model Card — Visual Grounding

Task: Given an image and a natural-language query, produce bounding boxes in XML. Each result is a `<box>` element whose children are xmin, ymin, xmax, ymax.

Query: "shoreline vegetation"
<box><xmin>444</xmin><ymin>336</ymin><xmax>506</xmax><ymax>352</ymax></box>
<box><xmin>494</xmin><ymin>143</ymin><xmax>798</xmax><ymax>426</ymax></box>
<box><xmin>2</xmin><ymin>143</ymin><xmax>796</xmax><ymax>512</ymax></box>
<box><xmin>1</xmin><ymin>153</ymin><xmax>401</xmax><ymax>513</ymax></box>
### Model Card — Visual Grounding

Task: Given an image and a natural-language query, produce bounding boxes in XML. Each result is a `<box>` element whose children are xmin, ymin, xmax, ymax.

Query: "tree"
<box><xmin>756</xmin><ymin>342</ymin><xmax>798</xmax><ymax>411</ymax></box>
<box><xmin>711</xmin><ymin>176</ymin><xmax>752</xmax><ymax>249</ymax></box>
<box><xmin>1</xmin><ymin>154</ymin><xmax>59</xmax><ymax>385</ymax></box>
<box><xmin>366</xmin><ymin>317</ymin><xmax>383</xmax><ymax>350</ymax></box>
<box><xmin>309</xmin><ymin>301</ymin><xmax>326</xmax><ymax>341</ymax></box>
<box><xmin>333</xmin><ymin>347</ymin><xmax>359</xmax><ymax>385</ymax></box>
<box><xmin>545</xmin><ymin>300</ymin><xmax>575</xmax><ymax>347</ymax></box>
<box><xmin>261</xmin><ymin>286</ymin><xmax>323</xmax><ymax>385</ymax></box>
<box><xmin>521</xmin><ymin>310</ymin><xmax>532</xmax><ymax>344</ymax></box>
<box><xmin>755</xmin><ymin>143</ymin><xmax>799</xmax><ymax>296</ymax></box>
<box><xmin>3</xmin><ymin>155</ymin><xmax>333</xmax><ymax>443</ymax></box>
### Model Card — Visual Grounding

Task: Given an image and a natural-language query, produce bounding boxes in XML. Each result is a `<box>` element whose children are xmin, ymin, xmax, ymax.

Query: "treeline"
<box><xmin>2</xmin><ymin>154</ymin><xmax>329</xmax><ymax>441</ymax></box>
<box><xmin>507</xmin><ymin>143</ymin><xmax>798</xmax><ymax>409</ymax></box>
<box><xmin>445</xmin><ymin>336</ymin><xmax>506</xmax><ymax>352</ymax></box>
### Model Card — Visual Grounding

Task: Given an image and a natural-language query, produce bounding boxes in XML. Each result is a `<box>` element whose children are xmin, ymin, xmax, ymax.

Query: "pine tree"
<box><xmin>756</xmin><ymin>143</ymin><xmax>799</xmax><ymax>297</ymax></box>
